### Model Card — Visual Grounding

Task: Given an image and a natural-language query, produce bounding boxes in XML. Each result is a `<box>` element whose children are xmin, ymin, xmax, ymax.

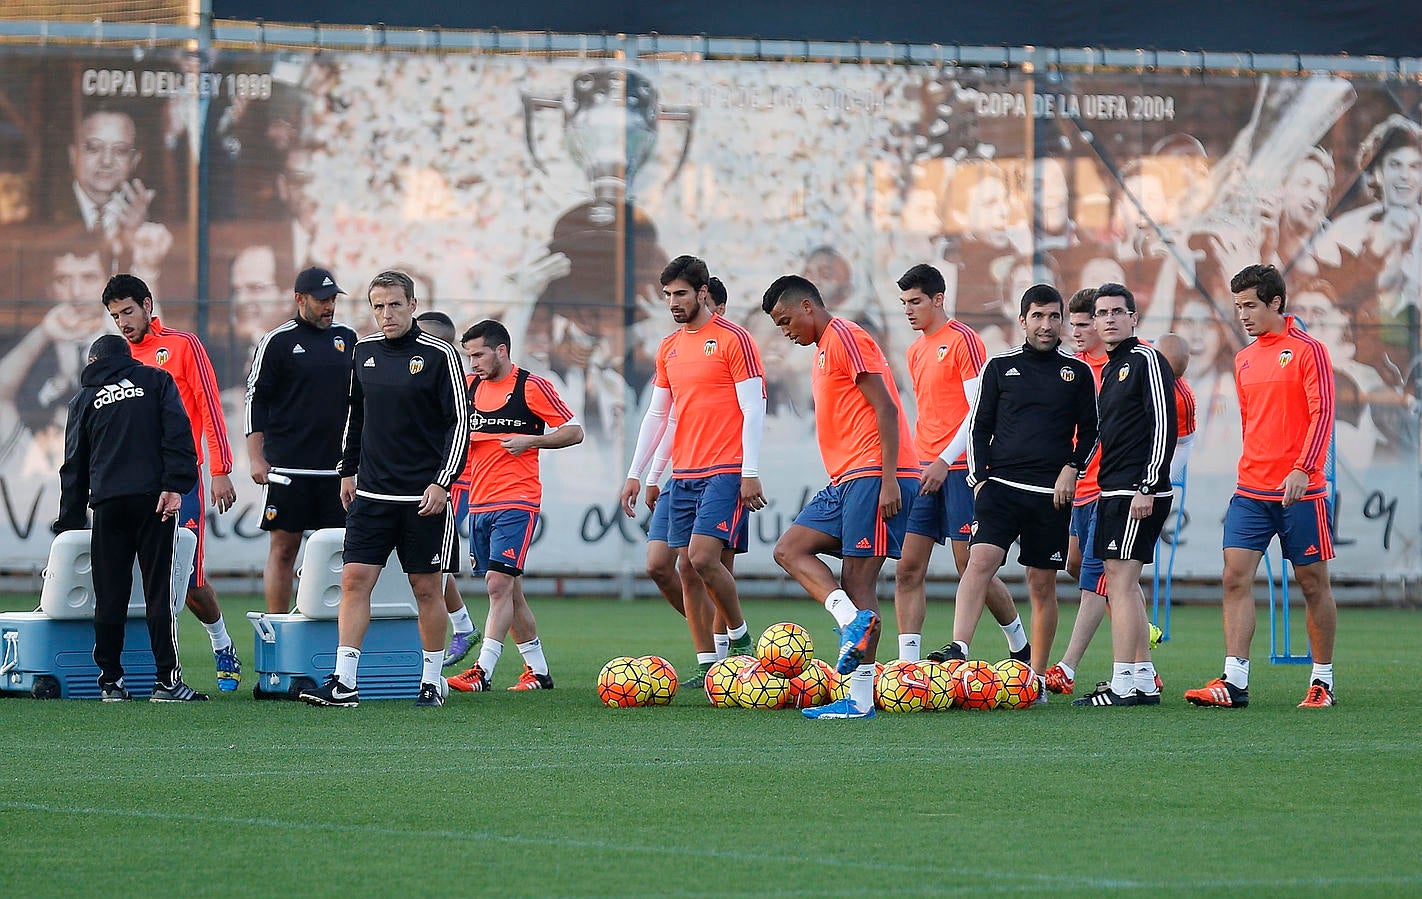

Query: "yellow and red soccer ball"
<box><xmin>921</xmin><ymin>660</ymin><xmax>957</xmax><ymax>711</ymax></box>
<box><xmin>787</xmin><ymin>658</ymin><xmax>834</xmax><ymax>708</ymax></box>
<box><xmin>705</xmin><ymin>655</ymin><xmax>755</xmax><ymax>707</ymax></box>
<box><xmin>597</xmin><ymin>656</ymin><xmax>653</xmax><ymax>708</ymax></box>
<box><xmin>755</xmin><ymin>621</ymin><xmax>814</xmax><ymax>678</ymax></box>
<box><xmin>993</xmin><ymin>659</ymin><xmax>1040</xmax><ymax>709</ymax></box>
<box><xmin>954</xmin><ymin>660</ymin><xmax>1002</xmax><ymax>710</ymax></box>
<box><xmin>638</xmin><ymin>655</ymin><xmax>679</xmax><ymax>705</ymax></box>
<box><xmin>732</xmin><ymin>660</ymin><xmax>791</xmax><ymax>709</ymax></box>
<box><xmin>875</xmin><ymin>660</ymin><xmax>933</xmax><ymax>712</ymax></box>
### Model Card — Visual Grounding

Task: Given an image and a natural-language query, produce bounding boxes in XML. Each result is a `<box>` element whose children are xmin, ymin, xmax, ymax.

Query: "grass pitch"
<box><xmin>1</xmin><ymin>594</ymin><xmax>1419</xmax><ymax>897</ymax></box>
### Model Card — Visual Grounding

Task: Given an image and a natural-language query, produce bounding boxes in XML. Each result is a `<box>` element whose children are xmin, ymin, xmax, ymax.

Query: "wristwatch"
<box><xmin>1138</xmin><ymin>483</ymin><xmax>1153</xmax><ymax>495</ymax></box>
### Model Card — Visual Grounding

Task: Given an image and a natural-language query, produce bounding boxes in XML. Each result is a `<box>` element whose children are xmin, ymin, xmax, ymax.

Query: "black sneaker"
<box><xmin>926</xmin><ymin>642</ymin><xmax>967</xmax><ymax>663</ymax></box>
<box><xmin>1008</xmin><ymin>642</ymin><xmax>1032</xmax><ymax>665</ymax></box>
<box><xmin>150</xmin><ymin>681</ymin><xmax>210</xmax><ymax>703</ymax></box>
<box><xmin>413</xmin><ymin>682</ymin><xmax>445</xmax><ymax>708</ymax></box>
<box><xmin>100</xmin><ymin>679</ymin><xmax>131</xmax><ymax>702</ymax></box>
<box><xmin>1134</xmin><ymin>689</ymin><xmax>1162</xmax><ymax>706</ymax></box>
<box><xmin>299</xmin><ymin>674</ymin><xmax>359</xmax><ymax>708</ymax></box>
<box><xmin>1071</xmin><ymin>682</ymin><xmax>1141</xmax><ymax>707</ymax></box>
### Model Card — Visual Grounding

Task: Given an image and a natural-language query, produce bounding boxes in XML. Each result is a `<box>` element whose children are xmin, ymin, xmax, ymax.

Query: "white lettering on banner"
<box><xmin>80</xmin><ymin>69</ymin><xmax>270</xmax><ymax>99</ymax></box>
<box><xmin>971</xmin><ymin>90</ymin><xmax>1174</xmax><ymax>120</ymax></box>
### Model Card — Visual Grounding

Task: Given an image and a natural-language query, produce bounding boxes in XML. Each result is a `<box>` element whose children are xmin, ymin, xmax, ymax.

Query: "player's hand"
<box><xmin>1129</xmin><ymin>492</ymin><xmax>1154</xmax><ymax>520</ymax></box>
<box><xmin>340</xmin><ymin>476</ymin><xmax>356</xmax><ymax>510</ymax></box>
<box><xmin>619</xmin><ymin>478</ymin><xmax>641</xmax><ymax>518</ymax></box>
<box><xmin>919</xmin><ymin>459</ymin><xmax>949</xmax><ymax>495</ymax></box>
<box><xmin>741</xmin><ymin>476</ymin><xmax>766</xmax><ymax>512</ymax></box>
<box><xmin>418</xmin><ymin>483</ymin><xmax>448</xmax><ymax>516</ymax></box>
<box><xmin>644</xmin><ymin>483</ymin><xmax>660</xmax><ymax>513</ymax></box>
<box><xmin>210</xmin><ymin>474</ymin><xmax>237</xmax><ymax>514</ymax></box>
<box><xmin>250</xmin><ymin>454</ymin><xmax>270</xmax><ymax>486</ymax></box>
<box><xmin>1053</xmin><ymin>466</ymin><xmax>1077</xmax><ymax>509</ymax></box>
<box><xmin>155</xmin><ymin>490</ymin><xmax>181</xmax><ymax>521</ymax></box>
<box><xmin>500</xmin><ymin>434</ymin><xmax>538</xmax><ymax>456</ymax></box>
<box><xmin>1279</xmin><ymin>469</ymin><xmax>1309</xmax><ymax>508</ymax></box>
<box><xmin>878</xmin><ymin>476</ymin><xmax>902</xmax><ymax>520</ymax></box>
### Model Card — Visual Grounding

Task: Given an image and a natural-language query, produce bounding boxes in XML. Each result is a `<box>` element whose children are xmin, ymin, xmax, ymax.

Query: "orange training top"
<box><xmin>653</xmin><ymin>313</ymin><xmax>764</xmax><ymax>479</ymax></box>
<box><xmin>466</xmin><ymin>366</ymin><xmax>575</xmax><ymax>511</ymax></box>
<box><xmin>1072</xmin><ymin>349</ymin><xmax>1109</xmax><ymax>507</ymax></box>
<box><xmin>128</xmin><ymin>317</ymin><xmax>232</xmax><ymax>476</ymax></box>
<box><xmin>812</xmin><ymin>317</ymin><xmax>918</xmax><ymax>485</ymax></box>
<box><xmin>1175</xmin><ymin>377</ymin><xmax>1197</xmax><ymax>438</ymax></box>
<box><xmin>906</xmin><ymin>319</ymin><xmax>986</xmax><ymax>469</ymax></box>
<box><xmin>1234</xmin><ymin>315</ymin><xmax>1333</xmax><ymax>500</ymax></box>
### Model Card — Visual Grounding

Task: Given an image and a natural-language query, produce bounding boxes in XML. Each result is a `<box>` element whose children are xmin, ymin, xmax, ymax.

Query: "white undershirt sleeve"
<box><xmin>647</xmin><ymin>407</ymin><xmax>677</xmax><ymax>484</ymax></box>
<box><xmin>1170</xmin><ymin>433</ymin><xmax>1195</xmax><ymax>484</ymax></box>
<box><xmin>735</xmin><ymin>377</ymin><xmax>766</xmax><ymax>477</ymax></box>
<box><xmin>938</xmin><ymin>376</ymin><xmax>981</xmax><ymax>466</ymax></box>
<box><xmin>625</xmin><ymin>385</ymin><xmax>673</xmax><ymax>481</ymax></box>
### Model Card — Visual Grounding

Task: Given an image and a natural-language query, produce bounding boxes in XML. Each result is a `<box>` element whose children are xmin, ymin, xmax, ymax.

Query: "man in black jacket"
<box><xmin>932</xmin><ymin>284</ymin><xmax>1097</xmax><ymax>679</ymax></box>
<box><xmin>56</xmin><ymin>334</ymin><xmax>205</xmax><ymax>702</ymax></box>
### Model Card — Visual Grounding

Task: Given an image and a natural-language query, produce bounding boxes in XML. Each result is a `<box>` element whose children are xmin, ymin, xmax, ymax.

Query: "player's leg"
<box><xmin>177</xmin><ymin>478</ymin><xmax>239</xmax><ymax>690</ymax></box>
<box><xmin>1047</xmin><ymin>501</ymin><xmax>1106</xmax><ymax>692</ymax></box>
<box><xmin>263</xmin><ymin>530</ymin><xmax>303</xmax><ymax>613</ymax></box>
<box><xmin>507</xmin><ymin>576</ymin><xmax>554</xmax><ymax>690</ymax></box>
<box><xmin>646</xmin><ymin>539</ymin><xmax>685</xmax><ymax>616</ymax></box>
<box><xmin>675</xmin><ymin>557</ymin><xmax>718</xmax><ymax>686</ymax></box>
<box><xmin>1024</xmin><ymin>566</ymin><xmax>1058</xmax><ymax>674</ymax></box>
<box><xmin>449</xmin><ymin>510</ymin><xmax>497</xmax><ymax>691</ymax></box>
<box><xmin>132</xmin><ymin>500</ymin><xmax>203</xmax><ymax>699</ymax></box>
<box><xmin>396</xmin><ymin>502</ymin><xmax>455</xmax><ymax>706</ymax></box>
<box><xmin>1010</xmin><ymin>490</ymin><xmax>1068</xmax><ymax>677</ymax></box>
<box><xmin>685</xmin><ymin>474</ymin><xmax>750</xmax><ymax>653</ymax></box>
<box><xmin>1186</xmin><ymin>495</ymin><xmax>1268</xmax><ymax>708</ymax></box>
<box><xmin>714</xmin><ymin>517</ymin><xmax>746</xmax><ymax>658</ymax></box>
<box><xmin>1284</xmin><ymin>495</ymin><xmax>1337</xmax><ymax>706</ymax></box>
<box><xmin>441</xmin><ymin>487</ymin><xmax>481</xmax><ymax>665</ymax></box>
<box><xmin>89</xmin><ymin>496</ymin><xmax>139</xmax><ymax>696</ymax></box>
<box><xmin>893</xmin><ymin>532</ymin><xmax>934</xmax><ymax>661</ymax></box>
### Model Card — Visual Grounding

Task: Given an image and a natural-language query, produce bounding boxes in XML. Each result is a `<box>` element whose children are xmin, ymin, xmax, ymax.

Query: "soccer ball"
<box><xmin>939</xmin><ymin>658</ymin><xmax>967</xmax><ymax>707</ymax></box>
<box><xmin>921</xmin><ymin>660</ymin><xmax>957</xmax><ymax>711</ymax></box>
<box><xmin>597</xmin><ymin>657</ymin><xmax>653</xmax><ymax>708</ymax></box>
<box><xmin>786</xmin><ymin>659</ymin><xmax>833</xmax><ymax>708</ymax></box>
<box><xmin>704</xmin><ymin>655</ymin><xmax>755</xmax><ymax>708</ymax></box>
<box><xmin>993</xmin><ymin>659</ymin><xmax>1040</xmax><ymax>709</ymax></box>
<box><xmin>954</xmin><ymin>660</ymin><xmax>1002</xmax><ymax>711</ymax></box>
<box><xmin>638</xmin><ymin>655</ymin><xmax>678</xmax><ymax>705</ymax></box>
<box><xmin>755</xmin><ymin>621</ymin><xmax>813</xmax><ymax>678</ymax></box>
<box><xmin>826</xmin><ymin>659</ymin><xmax>883</xmax><ymax>704</ymax></box>
<box><xmin>875</xmin><ymin>660</ymin><xmax>933</xmax><ymax>712</ymax></box>
<box><xmin>732</xmin><ymin>660</ymin><xmax>791</xmax><ymax>709</ymax></box>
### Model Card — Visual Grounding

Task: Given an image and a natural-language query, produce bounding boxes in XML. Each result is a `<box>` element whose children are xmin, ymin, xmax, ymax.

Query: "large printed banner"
<box><xmin>0</xmin><ymin>46</ymin><xmax>1417</xmax><ymax>578</ymax></box>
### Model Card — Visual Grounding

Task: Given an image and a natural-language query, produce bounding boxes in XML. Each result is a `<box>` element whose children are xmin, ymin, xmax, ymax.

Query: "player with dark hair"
<box><xmin>245</xmin><ymin>267</ymin><xmax>356</xmax><ymax>613</ymax></box>
<box><xmin>1186</xmin><ymin>264</ymin><xmax>1339</xmax><ymax>709</ymax></box>
<box><xmin>103</xmin><ymin>273</ymin><xmax>242</xmax><ymax>692</ymax></box>
<box><xmin>761</xmin><ymin>274</ymin><xmax>920</xmax><ymax>719</ymax></box>
<box><xmin>300</xmin><ymin>270</ymin><xmax>469</xmax><ymax>708</ymax></box>
<box><xmin>446</xmin><ymin>319</ymin><xmax>582</xmax><ymax>692</ymax></box>
<box><xmin>1073</xmin><ymin>283</ymin><xmax>1176</xmax><ymax>707</ymax></box>
<box><xmin>894</xmin><ymin>263</ymin><xmax>1027</xmax><ymax>664</ymax></box>
<box><xmin>939</xmin><ymin>284</ymin><xmax>1096</xmax><ymax>681</ymax></box>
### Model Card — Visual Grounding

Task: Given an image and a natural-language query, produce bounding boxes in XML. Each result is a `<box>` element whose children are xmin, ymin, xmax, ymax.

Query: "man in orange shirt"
<box><xmin>1186</xmin><ymin>264</ymin><xmax>1338</xmax><ymax>709</ymax></box>
<box><xmin>894</xmin><ymin>263</ymin><xmax>1028</xmax><ymax>665</ymax></box>
<box><xmin>762</xmin><ymin>274</ymin><xmax>920</xmax><ymax>719</ymax></box>
<box><xmin>447</xmin><ymin>319</ymin><xmax>583</xmax><ymax>692</ymax></box>
<box><xmin>103</xmin><ymin>274</ymin><xmax>241</xmax><ymax>692</ymax></box>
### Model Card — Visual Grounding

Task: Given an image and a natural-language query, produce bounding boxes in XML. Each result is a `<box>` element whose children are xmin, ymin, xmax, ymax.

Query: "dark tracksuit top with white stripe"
<box><xmin>244</xmin><ymin>317</ymin><xmax>357</xmax><ymax>475</ymax></box>
<box><xmin>338</xmin><ymin>324</ymin><xmax>469</xmax><ymax>502</ymax></box>
<box><xmin>1097</xmin><ymin>336</ymin><xmax>1176</xmax><ymax>497</ymax></box>
<box><xmin>967</xmin><ymin>341</ymin><xmax>1097</xmax><ymax>492</ymax></box>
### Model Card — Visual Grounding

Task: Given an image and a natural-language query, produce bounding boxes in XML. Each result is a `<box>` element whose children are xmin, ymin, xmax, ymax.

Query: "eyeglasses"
<box><xmin>1093</xmin><ymin>307</ymin><xmax>1134</xmax><ymax>319</ymax></box>
<box><xmin>80</xmin><ymin>140</ymin><xmax>138</xmax><ymax>160</ymax></box>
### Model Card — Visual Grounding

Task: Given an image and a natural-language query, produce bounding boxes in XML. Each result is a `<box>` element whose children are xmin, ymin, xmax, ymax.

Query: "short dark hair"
<box><xmin>1230</xmin><ymin>264</ymin><xmax>1287</xmax><ymax>312</ymax></box>
<box><xmin>660</xmin><ymin>255</ymin><xmax>710</xmax><ymax>290</ymax></box>
<box><xmin>1018</xmin><ymin>283</ymin><xmax>1062</xmax><ymax>318</ymax></box>
<box><xmin>896</xmin><ymin>263</ymin><xmax>946</xmax><ymax>298</ymax></box>
<box><xmin>368</xmin><ymin>270</ymin><xmax>415</xmax><ymax>301</ymax></box>
<box><xmin>87</xmin><ymin>334</ymin><xmax>131</xmax><ymax>362</ymax></box>
<box><xmin>1068</xmin><ymin>287</ymin><xmax>1098</xmax><ymax>316</ymax></box>
<box><xmin>101</xmin><ymin>273</ymin><xmax>151</xmax><ymax>307</ymax></box>
<box><xmin>707</xmin><ymin>276</ymin><xmax>727</xmax><ymax>309</ymax></box>
<box><xmin>1095</xmin><ymin>282</ymin><xmax>1136</xmax><ymax>314</ymax></box>
<box><xmin>415</xmin><ymin>311</ymin><xmax>456</xmax><ymax>342</ymax></box>
<box><xmin>761</xmin><ymin>274</ymin><xmax>823</xmax><ymax>314</ymax></box>
<box><xmin>461</xmin><ymin>319</ymin><xmax>512</xmax><ymax>353</ymax></box>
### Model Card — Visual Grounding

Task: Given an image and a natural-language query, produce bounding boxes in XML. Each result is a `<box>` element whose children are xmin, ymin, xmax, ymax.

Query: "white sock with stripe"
<box><xmin>516</xmin><ymin>637</ymin><xmax>548</xmax><ymax>676</ymax></box>
<box><xmin>1225</xmin><ymin>656</ymin><xmax>1250</xmax><ymax>689</ymax></box>
<box><xmin>824</xmin><ymin>589</ymin><xmax>857</xmax><ymax>627</ymax></box>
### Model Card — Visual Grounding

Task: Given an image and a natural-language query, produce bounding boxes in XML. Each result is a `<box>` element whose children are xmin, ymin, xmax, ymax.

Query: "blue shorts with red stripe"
<box><xmin>1070</xmin><ymin>500</ymin><xmax>1107</xmax><ymax>596</ymax></box>
<box><xmin>1223</xmin><ymin>493</ymin><xmax>1334</xmax><ymax>566</ymax></box>
<box><xmin>666</xmin><ymin>473</ymin><xmax>746</xmax><ymax>550</ymax></box>
<box><xmin>906</xmin><ymin>466</ymin><xmax>974</xmax><ymax>543</ymax></box>
<box><xmin>647</xmin><ymin>481</ymin><xmax>672</xmax><ymax>543</ymax></box>
<box><xmin>795</xmin><ymin>476</ymin><xmax>919</xmax><ymax>560</ymax></box>
<box><xmin>178</xmin><ymin>477</ymin><xmax>206</xmax><ymax>589</ymax></box>
<box><xmin>470</xmin><ymin>508</ymin><xmax>539</xmax><ymax>577</ymax></box>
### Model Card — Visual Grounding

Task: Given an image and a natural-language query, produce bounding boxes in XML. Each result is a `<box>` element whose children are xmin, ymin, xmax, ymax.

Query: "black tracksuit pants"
<box><xmin>90</xmin><ymin>493</ymin><xmax>181</xmax><ymax>687</ymax></box>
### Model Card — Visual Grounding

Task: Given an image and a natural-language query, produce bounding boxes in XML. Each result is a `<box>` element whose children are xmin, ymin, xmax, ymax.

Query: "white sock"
<box><xmin>849</xmin><ymin>663</ymin><xmax>875</xmax><ymax>711</ymax></box>
<box><xmin>953</xmin><ymin>640</ymin><xmax>970</xmax><ymax>658</ymax></box>
<box><xmin>477</xmin><ymin>640</ymin><xmax>503</xmax><ymax>679</ymax></box>
<box><xmin>449</xmin><ymin>605</ymin><xmax>474</xmax><ymax>634</ymax></box>
<box><xmin>1225</xmin><ymin>656</ymin><xmax>1250</xmax><ymax>689</ymax></box>
<box><xmin>898</xmin><ymin>634</ymin><xmax>921</xmax><ymax>662</ymax></box>
<box><xmin>726</xmin><ymin>622</ymin><xmax>748</xmax><ymax>641</ymax></box>
<box><xmin>1311</xmin><ymin>662</ymin><xmax>1334</xmax><ymax>688</ymax></box>
<box><xmin>824</xmin><ymin>589</ymin><xmax>857</xmax><ymax>627</ymax></box>
<box><xmin>334</xmin><ymin>645</ymin><xmax>360</xmax><ymax>687</ymax></box>
<box><xmin>516</xmin><ymin>637</ymin><xmax>549</xmax><ymax>676</ymax></box>
<box><xmin>696</xmin><ymin>651</ymin><xmax>718</xmax><ymax>666</ymax></box>
<box><xmin>1057</xmin><ymin>660</ymin><xmax>1076</xmax><ymax>681</ymax></box>
<box><xmin>1110</xmin><ymin>662</ymin><xmax>1134</xmax><ymax>696</ymax></box>
<box><xmin>713</xmin><ymin>634</ymin><xmax>730</xmax><ymax>660</ymax></box>
<box><xmin>421</xmin><ymin>650</ymin><xmax>442</xmax><ymax>686</ymax></box>
<box><xmin>1000</xmin><ymin>616</ymin><xmax>1028</xmax><ymax>653</ymax></box>
<box><xmin>203</xmin><ymin>616</ymin><xmax>232</xmax><ymax>651</ymax></box>
<box><xmin>1134</xmin><ymin>662</ymin><xmax>1158</xmax><ymax>694</ymax></box>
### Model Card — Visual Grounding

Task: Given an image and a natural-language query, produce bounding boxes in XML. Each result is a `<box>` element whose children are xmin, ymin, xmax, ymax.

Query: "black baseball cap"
<box><xmin>294</xmin><ymin>267</ymin><xmax>346</xmax><ymax>300</ymax></box>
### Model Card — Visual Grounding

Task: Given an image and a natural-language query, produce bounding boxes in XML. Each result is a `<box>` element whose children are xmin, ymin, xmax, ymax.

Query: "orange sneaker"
<box><xmin>1043</xmin><ymin>664</ymin><xmax>1074</xmax><ymax>695</ymax></box>
<box><xmin>1297</xmin><ymin>680</ymin><xmax>1335</xmax><ymax>708</ymax></box>
<box><xmin>508</xmin><ymin>665</ymin><xmax>554</xmax><ymax>691</ymax></box>
<box><xmin>447</xmin><ymin>664</ymin><xmax>490</xmax><ymax>692</ymax></box>
<box><xmin>1184</xmin><ymin>676</ymin><xmax>1248</xmax><ymax>708</ymax></box>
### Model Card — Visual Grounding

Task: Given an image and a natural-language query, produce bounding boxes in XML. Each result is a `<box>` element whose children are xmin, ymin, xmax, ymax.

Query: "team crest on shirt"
<box><xmin>264</xmin><ymin>505</ymin><xmax>277</xmax><ymax>521</ymax></box>
<box><xmin>1278</xmin><ymin>349</ymin><xmax>1294</xmax><ymax>367</ymax></box>
<box><xmin>409</xmin><ymin>355</ymin><xmax>425</xmax><ymax>374</ymax></box>
<box><xmin>1117</xmin><ymin>364</ymin><xmax>1131</xmax><ymax>382</ymax></box>
<box><xmin>703</xmin><ymin>339</ymin><xmax>718</xmax><ymax>356</ymax></box>
<box><xmin>817</xmin><ymin>351</ymin><xmax>826</xmax><ymax>370</ymax></box>
<box><xmin>1059</xmin><ymin>366</ymin><xmax>1075</xmax><ymax>382</ymax></box>
<box><xmin>333</xmin><ymin>336</ymin><xmax>346</xmax><ymax>352</ymax></box>
<box><xmin>936</xmin><ymin>345</ymin><xmax>948</xmax><ymax>362</ymax></box>
<box><xmin>154</xmin><ymin>348</ymin><xmax>170</xmax><ymax>365</ymax></box>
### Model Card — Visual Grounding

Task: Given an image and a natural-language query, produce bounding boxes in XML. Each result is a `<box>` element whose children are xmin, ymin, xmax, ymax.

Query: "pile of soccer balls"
<box><xmin>596</xmin><ymin>655</ymin><xmax>679</xmax><ymax>708</ymax></box>
<box><xmin>873</xmin><ymin>658</ymin><xmax>1042</xmax><ymax>712</ymax></box>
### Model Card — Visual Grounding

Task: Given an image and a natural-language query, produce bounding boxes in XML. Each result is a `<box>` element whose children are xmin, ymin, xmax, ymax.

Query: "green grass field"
<box><xmin>1</xmin><ymin>594</ymin><xmax>1419</xmax><ymax>897</ymax></box>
